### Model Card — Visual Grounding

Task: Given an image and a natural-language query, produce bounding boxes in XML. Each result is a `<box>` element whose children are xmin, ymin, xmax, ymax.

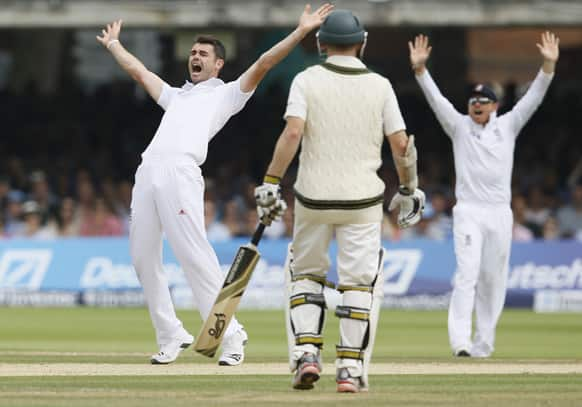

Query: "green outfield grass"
<box><xmin>1</xmin><ymin>308</ymin><xmax>581</xmax><ymax>406</ymax></box>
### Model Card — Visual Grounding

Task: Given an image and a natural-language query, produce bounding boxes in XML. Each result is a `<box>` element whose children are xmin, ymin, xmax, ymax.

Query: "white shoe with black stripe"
<box><xmin>150</xmin><ymin>332</ymin><xmax>194</xmax><ymax>365</ymax></box>
<box><xmin>218</xmin><ymin>328</ymin><xmax>248</xmax><ymax>366</ymax></box>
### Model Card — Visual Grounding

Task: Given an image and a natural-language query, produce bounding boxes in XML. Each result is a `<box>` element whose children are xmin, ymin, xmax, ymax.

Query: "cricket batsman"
<box><xmin>255</xmin><ymin>9</ymin><xmax>425</xmax><ymax>392</ymax></box>
<box><xmin>97</xmin><ymin>3</ymin><xmax>333</xmax><ymax>366</ymax></box>
<box><xmin>409</xmin><ymin>32</ymin><xmax>559</xmax><ymax>357</ymax></box>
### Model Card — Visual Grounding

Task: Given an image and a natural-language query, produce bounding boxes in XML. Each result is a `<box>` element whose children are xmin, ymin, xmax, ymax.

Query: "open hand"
<box><xmin>408</xmin><ymin>34</ymin><xmax>432</xmax><ymax>68</ymax></box>
<box><xmin>96</xmin><ymin>20</ymin><xmax>123</xmax><ymax>48</ymax></box>
<box><xmin>536</xmin><ymin>31</ymin><xmax>559</xmax><ymax>63</ymax></box>
<box><xmin>298</xmin><ymin>3</ymin><xmax>334</xmax><ymax>34</ymax></box>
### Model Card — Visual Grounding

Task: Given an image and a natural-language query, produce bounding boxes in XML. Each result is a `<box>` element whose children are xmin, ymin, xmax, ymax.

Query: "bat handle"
<box><xmin>251</xmin><ymin>223</ymin><xmax>266</xmax><ymax>246</ymax></box>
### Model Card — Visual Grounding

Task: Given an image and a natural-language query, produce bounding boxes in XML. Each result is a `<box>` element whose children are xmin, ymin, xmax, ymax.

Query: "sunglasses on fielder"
<box><xmin>469</xmin><ymin>97</ymin><xmax>493</xmax><ymax>105</ymax></box>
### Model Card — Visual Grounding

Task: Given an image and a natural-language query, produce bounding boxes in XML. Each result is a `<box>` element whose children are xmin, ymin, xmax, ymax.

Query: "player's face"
<box><xmin>188</xmin><ymin>43</ymin><xmax>224</xmax><ymax>84</ymax></box>
<box><xmin>468</xmin><ymin>96</ymin><xmax>498</xmax><ymax>125</ymax></box>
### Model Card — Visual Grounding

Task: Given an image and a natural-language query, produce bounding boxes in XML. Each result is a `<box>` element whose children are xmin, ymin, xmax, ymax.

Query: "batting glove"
<box><xmin>257</xmin><ymin>199</ymin><xmax>287</xmax><ymax>226</ymax></box>
<box><xmin>255</xmin><ymin>175</ymin><xmax>287</xmax><ymax>226</ymax></box>
<box><xmin>388</xmin><ymin>186</ymin><xmax>426</xmax><ymax>228</ymax></box>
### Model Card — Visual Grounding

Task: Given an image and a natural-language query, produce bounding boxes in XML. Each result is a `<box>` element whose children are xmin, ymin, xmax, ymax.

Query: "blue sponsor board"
<box><xmin>0</xmin><ymin>238</ymin><xmax>580</xmax><ymax>309</ymax></box>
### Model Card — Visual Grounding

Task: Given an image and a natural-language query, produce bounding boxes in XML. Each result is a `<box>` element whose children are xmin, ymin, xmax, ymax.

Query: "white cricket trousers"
<box><xmin>448</xmin><ymin>202</ymin><xmax>513</xmax><ymax>356</ymax></box>
<box><xmin>129</xmin><ymin>157</ymin><xmax>241</xmax><ymax>346</ymax></box>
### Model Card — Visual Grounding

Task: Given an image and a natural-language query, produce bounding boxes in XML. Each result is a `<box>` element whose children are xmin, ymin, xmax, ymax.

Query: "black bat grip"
<box><xmin>251</xmin><ymin>223</ymin><xmax>266</xmax><ymax>246</ymax></box>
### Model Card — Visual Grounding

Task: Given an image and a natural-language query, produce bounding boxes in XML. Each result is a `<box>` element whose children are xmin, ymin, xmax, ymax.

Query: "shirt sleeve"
<box><xmin>208</xmin><ymin>78</ymin><xmax>255</xmax><ymax>138</ymax></box>
<box><xmin>156</xmin><ymin>82</ymin><xmax>180</xmax><ymax>111</ymax></box>
<box><xmin>507</xmin><ymin>69</ymin><xmax>554</xmax><ymax>136</ymax></box>
<box><xmin>415</xmin><ymin>70</ymin><xmax>463</xmax><ymax>139</ymax></box>
<box><xmin>383</xmin><ymin>80</ymin><xmax>407</xmax><ymax>135</ymax></box>
<box><xmin>284</xmin><ymin>74</ymin><xmax>307</xmax><ymax>121</ymax></box>
<box><xmin>224</xmin><ymin>78</ymin><xmax>255</xmax><ymax>116</ymax></box>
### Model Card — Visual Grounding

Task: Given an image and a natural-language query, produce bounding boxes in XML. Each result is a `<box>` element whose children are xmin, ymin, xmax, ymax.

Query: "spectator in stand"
<box><xmin>76</xmin><ymin>175</ymin><xmax>97</xmax><ymax>229</ymax></box>
<box><xmin>19</xmin><ymin>200</ymin><xmax>57</xmax><ymax>239</ymax></box>
<box><xmin>4</xmin><ymin>190</ymin><xmax>26</xmax><ymax>237</ymax></box>
<box><xmin>57</xmin><ymin>197</ymin><xmax>81</xmax><ymax>237</ymax></box>
<box><xmin>0</xmin><ymin>213</ymin><xmax>8</xmax><ymax>239</ymax></box>
<box><xmin>28</xmin><ymin>170</ymin><xmax>60</xmax><ymax>226</ymax></box>
<box><xmin>5</xmin><ymin>157</ymin><xmax>28</xmax><ymax>192</ymax></box>
<box><xmin>80</xmin><ymin>197</ymin><xmax>123</xmax><ymax>236</ymax></box>
<box><xmin>556</xmin><ymin>182</ymin><xmax>582</xmax><ymax>239</ymax></box>
<box><xmin>542</xmin><ymin>216</ymin><xmax>560</xmax><ymax>240</ymax></box>
<box><xmin>511</xmin><ymin>194</ymin><xmax>535</xmax><ymax>241</ymax></box>
<box><xmin>423</xmin><ymin>190</ymin><xmax>452</xmax><ymax>240</ymax></box>
<box><xmin>240</xmin><ymin>207</ymin><xmax>260</xmax><ymax>237</ymax></box>
<box><xmin>222</xmin><ymin>199</ymin><xmax>242</xmax><ymax>237</ymax></box>
<box><xmin>204</xmin><ymin>198</ymin><xmax>231</xmax><ymax>241</ymax></box>
<box><xmin>0</xmin><ymin>176</ymin><xmax>11</xmax><ymax>215</ymax></box>
<box><xmin>524</xmin><ymin>185</ymin><xmax>551</xmax><ymax>237</ymax></box>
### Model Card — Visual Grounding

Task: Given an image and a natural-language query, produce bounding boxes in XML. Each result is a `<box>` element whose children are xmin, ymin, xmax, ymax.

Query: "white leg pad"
<box><xmin>285</xmin><ymin>245</ymin><xmax>326</xmax><ymax>371</ymax></box>
<box><xmin>361</xmin><ymin>249</ymin><xmax>384</xmax><ymax>389</ymax></box>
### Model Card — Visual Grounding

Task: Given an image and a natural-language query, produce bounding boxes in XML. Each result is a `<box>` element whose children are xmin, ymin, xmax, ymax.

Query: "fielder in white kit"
<box><xmin>97</xmin><ymin>3</ymin><xmax>333</xmax><ymax>366</ymax></box>
<box><xmin>409</xmin><ymin>32</ymin><xmax>559</xmax><ymax>357</ymax></box>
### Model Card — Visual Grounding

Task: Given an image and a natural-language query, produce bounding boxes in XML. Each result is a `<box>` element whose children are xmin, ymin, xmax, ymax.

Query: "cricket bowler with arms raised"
<box><xmin>255</xmin><ymin>9</ymin><xmax>425</xmax><ymax>392</ymax></box>
<box><xmin>409</xmin><ymin>32</ymin><xmax>559</xmax><ymax>358</ymax></box>
<box><xmin>97</xmin><ymin>3</ymin><xmax>333</xmax><ymax>366</ymax></box>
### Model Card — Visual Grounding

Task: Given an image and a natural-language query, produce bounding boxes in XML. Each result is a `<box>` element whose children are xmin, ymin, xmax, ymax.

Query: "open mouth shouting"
<box><xmin>190</xmin><ymin>61</ymin><xmax>203</xmax><ymax>80</ymax></box>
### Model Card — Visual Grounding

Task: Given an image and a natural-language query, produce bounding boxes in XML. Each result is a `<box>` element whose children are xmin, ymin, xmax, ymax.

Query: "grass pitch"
<box><xmin>0</xmin><ymin>308</ymin><xmax>581</xmax><ymax>406</ymax></box>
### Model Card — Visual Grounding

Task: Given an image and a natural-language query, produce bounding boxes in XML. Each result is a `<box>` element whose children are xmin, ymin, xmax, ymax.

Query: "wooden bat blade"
<box><xmin>194</xmin><ymin>244</ymin><xmax>260</xmax><ymax>357</ymax></box>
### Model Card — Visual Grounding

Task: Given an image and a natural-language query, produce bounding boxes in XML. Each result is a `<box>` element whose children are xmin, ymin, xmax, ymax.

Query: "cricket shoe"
<box><xmin>292</xmin><ymin>352</ymin><xmax>321</xmax><ymax>390</ymax></box>
<box><xmin>150</xmin><ymin>332</ymin><xmax>194</xmax><ymax>365</ymax></box>
<box><xmin>454</xmin><ymin>349</ymin><xmax>471</xmax><ymax>357</ymax></box>
<box><xmin>218</xmin><ymin>328</ymin><xmax>248</xmax><ymax>366</ymax></box>
<box><xmin>336</xmin><ymin>367</ymin><xmax>364</xmax><ymax>393</ymax></box>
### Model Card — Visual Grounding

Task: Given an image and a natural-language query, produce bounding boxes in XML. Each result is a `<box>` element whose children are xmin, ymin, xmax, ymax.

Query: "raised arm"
<box><xmin>509</xmin><ymin>31</ymin><xmax>559</xmax><ymax>133</ymax></box>
<box><xmin>409</xmin><ymin>34</ymin><xmax>462</xmax><ymax>137</ymax></box>
<box><xmin>238</xmin><ymin>3</ymin><xmax>333</xmax><ymax>93</ymax></box>
<box><xmin>97</xmin><ymin>20</ymin><xmax>165</xmax><ymax>102</ymax></box>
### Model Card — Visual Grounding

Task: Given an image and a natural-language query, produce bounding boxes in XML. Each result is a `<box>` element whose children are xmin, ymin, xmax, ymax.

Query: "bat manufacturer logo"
<box><xmin>0</xmin><ymin>249</ymin><xmax>53</xmax><ymax>290</ymax></box>
<box><xmin>208</xmin><ymin>313</ymin><xmax>226</xmax><ymax>339</ymax></box>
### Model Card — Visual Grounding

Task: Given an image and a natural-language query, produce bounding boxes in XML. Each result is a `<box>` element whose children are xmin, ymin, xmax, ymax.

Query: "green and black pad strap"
<box><xmin>295</xmin><ymin>333</ymin><xmax>324</xmax><ymax>348</ymax></box>
<box><xmin>336</xmin><ymin>346</ymin><xmax>365</xmax><ymax>361</ymax></box>
<box><xmin>335</xmin><ymin>305</ymin><xmax>370</xmax><ymax>321</ymax></box>
<box><xmin>290</xmin><ymin>293</ymin><xmax>326</xmax><ymax>309</ymax></box>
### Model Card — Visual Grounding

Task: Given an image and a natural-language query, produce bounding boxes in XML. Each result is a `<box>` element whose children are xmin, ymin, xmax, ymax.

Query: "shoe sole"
<box><xmin>218</xmin><ymin>357</ymin><xmax>243</xmax><ymax>366</ymax></box>
<box><xmin>150</xmin><ymin>342</ymin><xmax>192</xmax><ymax>365</ymax></box>
<box><xmin>337</xmin><ymin>381</ymin><xmax>360</xmax><ymax>393</ymax></box>
<box><xmin>292</xmin><ymin>366</ymin><xmax>320</xmax><ymax>390</ymax></box>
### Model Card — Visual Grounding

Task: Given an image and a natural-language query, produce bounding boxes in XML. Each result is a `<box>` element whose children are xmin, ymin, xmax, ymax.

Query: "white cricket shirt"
<box><xmin>416</xmin><ymin>69</ymin><xmax>553</xmax><ymax>205</ymax></box>
<box><xmin>142</xmin><ymin>78</ymin><xmax>254</xmax><ymax>165</ymax></box>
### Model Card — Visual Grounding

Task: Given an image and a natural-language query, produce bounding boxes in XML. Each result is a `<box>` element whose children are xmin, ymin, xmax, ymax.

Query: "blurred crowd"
<box><xmin>1</xmin><ymin>53</ymin><xmax>581</xmax><ymax>242</ymax></box>
<box><xmin>1</xmin><ymin>160</ymin><xmax>581</xmax><ymax>242</ymax></box>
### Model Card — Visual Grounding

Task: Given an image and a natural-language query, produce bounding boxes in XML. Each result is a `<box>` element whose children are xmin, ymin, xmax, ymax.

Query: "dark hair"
<box><xmin>194</xmin><ymin>35</ymin><xmax>226</xmax><ymax>61</ymax></box>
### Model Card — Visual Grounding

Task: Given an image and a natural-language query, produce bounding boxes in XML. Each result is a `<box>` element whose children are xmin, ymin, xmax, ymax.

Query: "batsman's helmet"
<box><xmin>316</xmin><ymin>9</ymin><xmax>366</xmax><ymax>45</ymax></box>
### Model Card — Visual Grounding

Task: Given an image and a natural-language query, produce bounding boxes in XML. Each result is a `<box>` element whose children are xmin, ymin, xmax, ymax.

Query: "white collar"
<box><xmin>181</xmin><ymin>77</ymin><xmax>224</xmax><ymax>91</ymax></box>
<box><xmin>325</xmin><ymin>55</ymin><xmax>366</xmax><ymax>69</ymax></box>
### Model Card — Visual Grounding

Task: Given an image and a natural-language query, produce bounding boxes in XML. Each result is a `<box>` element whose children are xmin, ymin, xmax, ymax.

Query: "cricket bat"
<box><xmin>194</xmin><ymin>222</ymin><xmax>266</xmax><ymax>357</ymax></box>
